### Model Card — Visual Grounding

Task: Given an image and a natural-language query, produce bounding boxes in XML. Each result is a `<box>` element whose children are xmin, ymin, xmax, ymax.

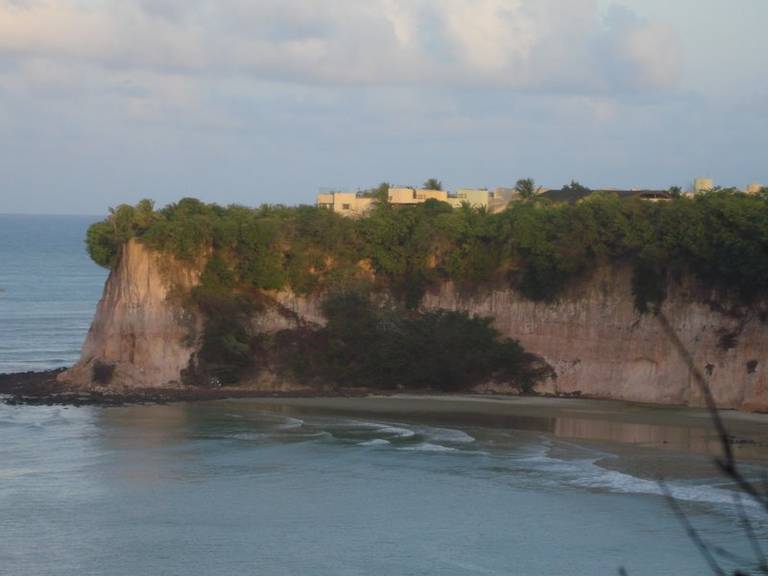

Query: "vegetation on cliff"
<box><xmin>87</xmin><ymin>191</ymin><xmax>768</xmax><ymax>309</ymax></box>
<box><xmin>262</xmin><ymin>291</ymin><xmax>553</xmax><ymax>392</ymax></box>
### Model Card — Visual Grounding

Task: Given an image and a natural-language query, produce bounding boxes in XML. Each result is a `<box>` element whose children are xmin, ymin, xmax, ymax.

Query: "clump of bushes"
<box><xmin>184</xmin><ymin>255</ymin><xmax>261</xmax><ymax>385</ymax></box>
<box><xmin>272</xmin><ymin>291</ymin><xmax>553</xmax><ymax>392</ymax></box>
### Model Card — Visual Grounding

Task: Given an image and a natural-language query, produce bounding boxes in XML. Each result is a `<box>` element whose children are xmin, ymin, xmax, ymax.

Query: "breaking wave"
<box><xmin>509</xmin><ymin>441</ymin><xmax>760</xmax><ymax>510</ymax></box>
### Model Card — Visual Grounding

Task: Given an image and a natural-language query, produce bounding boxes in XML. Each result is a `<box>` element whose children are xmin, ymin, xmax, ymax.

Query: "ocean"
<box><xmin>0</xmin><ymin>214</ymin><xmax>107</xmax><ymax>373</ymax></box>
<box><xmin>0</xmin><ymin>214</ymin><xmax>766</xmax><ymax>575</ymax></box>
<box><xmin>0</xmin><ymin>398</ymin><xmax>766</xmax><ymax>576</ymax></box>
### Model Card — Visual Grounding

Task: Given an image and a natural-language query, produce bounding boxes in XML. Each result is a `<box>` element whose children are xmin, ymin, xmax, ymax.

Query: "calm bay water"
<box><xmin>0</xmin><ymin>214</ymin><xmax>107</xmax><ymax>373</ymax></box>
<box><xmin>0</xmin><ymin>214</ymin><xmax>766</xmax><ymax>575</ymax></box>
<box><xmin>1</xmin><ymin>398</ymin><xmax>767</xmax><ymax>576</ymax></box>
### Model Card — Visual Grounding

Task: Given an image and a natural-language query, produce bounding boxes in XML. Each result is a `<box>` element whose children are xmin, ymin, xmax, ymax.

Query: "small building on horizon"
<box><xmin>447</xmin><ymin>188</ymin><xmax>487</xmax><ymax>209</ymax></box>
<box><xmin>692</xmin><ymin>177</ymin><xmax>715</xmax><ymax>194</ymax></box>
<box><xmin>316</xmin><ymin>192</ymin><xmax>375</xmax><ymax>217</ymax></box>
<box><xmin>388</xmin><ymin>187</ymin><xmax>449</xmax><ymax>205</ymax></box>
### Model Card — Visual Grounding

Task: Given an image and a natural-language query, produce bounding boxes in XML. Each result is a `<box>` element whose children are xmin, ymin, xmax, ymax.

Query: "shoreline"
<box><xmin>4</xmin><ymin>369</ymin><xmax>768</xmax><ymax>463</ymax></box>
<box><xmin>1</xmin><ymin>367</ymin><xmax>766</xmax><ymax>422</ymax></box>
<box><xmin>0</xmin><ymin>369</ymin><xmax>382</xmax><ymax>407</ymax></box>
<box><xmin>0</xmin><ymin>368</ymin><xmax>681</xmax><ymax>410</ymax></box>
<box><xmin>1</xmin><ymin>368</ymin><xmax>766</xmax><ymax>416</ymax></box>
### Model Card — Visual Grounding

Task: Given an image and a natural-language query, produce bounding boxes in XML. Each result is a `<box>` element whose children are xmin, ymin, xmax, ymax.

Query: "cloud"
<box><xmin>439</xmin><ymin>0</ymin><xmax>535</xmax><ymax>71</ymax></box>
<box><xmin>0</xmin><ymin>0</ymin><xmax>681</xmax><ymax>91</ymax></box>
<box><xmin>597</xmin><ymin>5</ymin><xmax>682</xmax><ymax>90</ymax></box>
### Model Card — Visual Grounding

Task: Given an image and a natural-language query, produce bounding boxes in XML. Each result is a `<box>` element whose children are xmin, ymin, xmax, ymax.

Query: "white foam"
<box><xmin>337</xmin><ymin>419</ymin><xmax>384</xmax><ymax>429</ymax></box>
<box><xmin>515</xmin><ymin>449</ymin><xmax>755</xmax><ymax>509</ymax></box>
<box><xmin>375</xmin><ymin>426</ymin><xmax>416</xmax><ymax>439</ymax></box>
<box><xmin>358</xmin><ymin>439</ymin><xmax>391</xmax><ymax>447</ymax></box>
<box><xmin>568</xmin><ymin>464</ymin><xmax>754</xmax><ymax>507</ymax></box>
<box><xmin>0</xmin><ymin>468</ymin><xmax>40</xmax><ymax>479</ymax></box>
<box><xmin>400</xmin><ymin>443</ymin><xmax>459</xmax><ymax>453</ymax></box>
<box><xmin>278</xmin><ymin>431</ymin><xmax>332</xmax><ymax>441</ymax></box>
<box><xmin>230</xmin><ymin>432</ymin><xmax>268</xmax><ymax>441</ymax></box>
<box><xmin>421</xmin><ymin>426</ymin><xmax>475</xmax><ymax>444</ymax></box>
<box><xmin>277</xmin><ymin>417</ymin><xmax>304</xmax><ymax>431</ymax></box>
<box><xmin>336</xmin><ymin>420</ymin><xmax>417</xmax><ymax>438</ymax></box>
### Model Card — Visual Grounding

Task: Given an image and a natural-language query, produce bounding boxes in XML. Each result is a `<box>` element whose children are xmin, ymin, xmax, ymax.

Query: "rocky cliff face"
<box><xmin>63</xmin><ymin>242</ymin><xmax>768</xmax><ymax>411</ymax></box>
<box><xmin>421</xmin><ymin>270</ymin><xmax>768</xmax><ymax>412</ymax></box>
<box><xmin>60</xmin><ymin>239</ymin><xmax>203</xmax><ymax>389</ymax></box>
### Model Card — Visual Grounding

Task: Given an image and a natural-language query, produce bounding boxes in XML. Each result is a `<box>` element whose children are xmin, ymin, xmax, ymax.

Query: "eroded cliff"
<box><xmin>62</xmin><ymin>241</ymin><xmax>768</xmax><ymax>411</ymax></box>
<box><xmin>61</xmin><ymin>239</ymin><xmax>203</xmax><ymax>389</ymax></box>
<box><xmin>422</xmin><ymin>271</ymin><xmax>768</xmax><ymax>411</ymax></box>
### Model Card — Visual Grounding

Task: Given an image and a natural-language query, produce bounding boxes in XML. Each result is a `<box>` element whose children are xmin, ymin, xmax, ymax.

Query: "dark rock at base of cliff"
<box><xmin>0</xmin><ymin>369</ymin><xmax>66</xmax><ymax>396</ymax></box>
<box><xmin>0</xmin><ymin>369</ymin><xmax>379</xmax><ymax>407</ymax></box>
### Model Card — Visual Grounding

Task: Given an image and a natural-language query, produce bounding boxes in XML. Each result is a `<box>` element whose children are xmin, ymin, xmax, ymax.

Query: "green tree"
<box><xmin>423</xmin><ymin>178</ymin><xmax>442</xmax><ymax>191</ymax></box>
<box><xmin>373</xmin><ymin>182</ymin><xmax>390</xmax><ymax>203</ymax></box>
<box><xmin>514</xmin><ymin>178</ymin><xmax>538</xmax><ymax>201</ymax></box>
<box><xmin>564</xmin><ymin>180</ymin><xmax>591</xmax><ymax>195</ymax></box>
<box><xmin>86</xmin><ymin>221</ymin><xmax>119</xmax><ymax>268</ymax></box>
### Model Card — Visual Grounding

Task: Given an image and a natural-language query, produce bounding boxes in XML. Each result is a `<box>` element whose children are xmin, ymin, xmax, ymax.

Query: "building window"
<box><xmin>342</xmin><ymin>203</ymin><xmax>351</xmax><ymax>210</ymax></box>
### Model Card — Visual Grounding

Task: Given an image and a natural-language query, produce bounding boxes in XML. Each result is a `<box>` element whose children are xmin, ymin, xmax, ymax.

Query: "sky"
<box><xmin>0</xmin><ymin>0</ymin><xmax>766</xmax><ymax>214</ymax></box>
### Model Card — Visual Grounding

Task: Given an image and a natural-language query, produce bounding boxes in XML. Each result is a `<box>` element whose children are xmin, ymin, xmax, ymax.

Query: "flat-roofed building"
<box><xmin>388</xmin><ymin>187</ymin><xmax>448</xmax><ymax>205</ymax></box>
<box><xmin>317</xmin><ymin>184</ymin><xmax>531</xmax><ymax>217</ymax></box>
<box><xmin>316</xmin><ymin>192</ymin><xmax>375</xmax><ymax>217</ymax></box>
<box><xmin>746</xmin><ymin>183</ymin><xmax>764</xmax><ymax>195</ymax></box>
<box><xmin>447</xmin><ymin>188</ymin><xmax>495</xmax><ymax>209</ymax></box>
<box><xmin>692</xmin><ymin>177</ymin><xmax>715</xmax><ymax>194</ymax></box>
<box><xmin>414</xmin><ymin>189</ymin><xmax>449</xmax><ymax>202</ymax></box>
<box><xmin>316</xmin><ymin>193</ymin><xmax>335</xmax><ymax>209</ymax></box>
<box><xmin>388</xmin><ymin>187</ymin><xmax>418</xmax><ymax>204</ymax></box>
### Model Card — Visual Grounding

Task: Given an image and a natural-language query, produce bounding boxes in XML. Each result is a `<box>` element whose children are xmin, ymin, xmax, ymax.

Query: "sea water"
<box><xmin>0</xmin><ymin>399</ymin><xmax>766</xmax><ymax>576</ymax></box>
<box><xmin>0</xmin><ymin>214</ymin><xmax>107</xmax><ymax>373</ymax></box>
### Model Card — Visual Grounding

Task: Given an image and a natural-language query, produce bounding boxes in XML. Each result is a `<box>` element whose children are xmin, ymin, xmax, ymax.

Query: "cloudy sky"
<box><xmin>1</xmin><ymin>0</ymin><xmax>766</xmax><ymax>214</ymax></box>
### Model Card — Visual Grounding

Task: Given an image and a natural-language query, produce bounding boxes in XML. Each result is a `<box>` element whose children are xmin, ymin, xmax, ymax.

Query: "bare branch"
<box><xmin>661</xmin><ymin>480</ymin><xmax>728</xmax><ymax>576</ymax></box>
<box><xmin>656</xmin><ymin>310</ymin><xmax>768</xmax><ymax>512</ymax></box>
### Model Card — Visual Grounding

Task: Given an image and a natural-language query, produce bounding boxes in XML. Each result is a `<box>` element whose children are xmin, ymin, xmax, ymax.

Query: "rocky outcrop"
<box><xmin>60</xmin><ymin>239</ymin><xmax>203</xmax><ymax>389</ymax></box>
<box><xmin>63</xmin><ymin>242</ymin><xmax>768</xmax><ymax>411</ymax></box>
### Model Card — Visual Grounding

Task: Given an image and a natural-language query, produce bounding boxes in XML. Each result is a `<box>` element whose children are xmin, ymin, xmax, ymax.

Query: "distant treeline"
<box><xmin>88</xmin><ymin>190</ymin><xmax>768</xmax><ymax>311</ymax></box>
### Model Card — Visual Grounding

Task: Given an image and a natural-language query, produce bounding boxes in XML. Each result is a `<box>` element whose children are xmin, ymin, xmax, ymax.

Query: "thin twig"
<box><xmin>733</xmin><ymin>492</ymin><xmax>768</xmax><ymax>573</ymax></box>
<box><xmin>656</xmin><ymin>310</ymin><xmax>768</xmax><ymax>512</ymax></box>
<box><xmin>661</xmin><ymin>480</ymin><xmax>728</xmax><ymax>575</ymax></box>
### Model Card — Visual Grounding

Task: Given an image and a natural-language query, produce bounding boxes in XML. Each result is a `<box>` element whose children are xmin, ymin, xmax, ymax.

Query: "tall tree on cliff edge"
<box><xmin>514</xmin><ymin>178</ymin><xmax>539</xmax><ymax>201</ymax></box>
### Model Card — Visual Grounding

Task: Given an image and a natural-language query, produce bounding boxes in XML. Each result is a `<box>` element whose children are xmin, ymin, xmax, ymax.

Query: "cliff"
<box><xmin>61</xmin><ymin>241</ymin><xmax>768</xmax><ymax>411</ymax></box>
<box><xmin>422</xmin><ymin>272</ymin><xmax>768</xmax><ymax>411</ymax></box>
<box><xmin>61</xmin><ymin>239</ymin><xmax>203</xmax><ymax>389</ymax></box>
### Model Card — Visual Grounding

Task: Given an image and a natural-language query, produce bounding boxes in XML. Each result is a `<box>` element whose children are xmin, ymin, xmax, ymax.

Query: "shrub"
<box><xmin>277</xmin><ymin>291</ymin><xmax>553</xmax><ymax>392</ymax></box>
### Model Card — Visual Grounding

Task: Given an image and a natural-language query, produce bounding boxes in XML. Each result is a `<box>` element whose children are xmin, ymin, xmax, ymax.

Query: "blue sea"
<box><xmin>0</xmin><ymin>214</ymin><xmax>767</xmax><ymax>575</ymax></box>
<box><xmin>0</xmin><ymin>214</ymin><xmax>107</xmax><ymax>373</ymax></box>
